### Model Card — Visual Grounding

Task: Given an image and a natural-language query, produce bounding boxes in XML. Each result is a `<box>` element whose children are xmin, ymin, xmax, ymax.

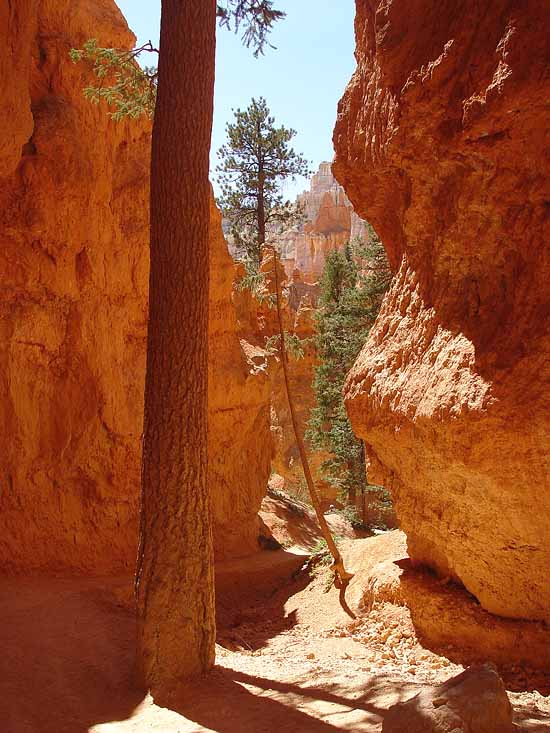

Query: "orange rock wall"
<box><xmin>0</xmin><ymin>0</ymin><xmax>150</xmax><ymax>573</ymax></box>
<box><xmin>335</xmin><ymin>0</ymin><xmax>550</xmax><ymax>620</ymax></box>
<box><xmin>0</xmin><ymin>0</ymin><xmax>270</xmax><ymax>572</ymax></box>
<box><xmin>236</xmin><ymin>250</ymin><xmax>336</xmax><ymax>508</ymax></box>
<box><xmin>208</xmin><ymin>202</ymin><xmax>272</xmax><ymax>560</ymax></box>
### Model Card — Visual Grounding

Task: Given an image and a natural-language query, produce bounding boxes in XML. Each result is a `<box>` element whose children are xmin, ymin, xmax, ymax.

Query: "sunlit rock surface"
<box><xmin>334</xmin><ymin>0</ymin><xmax>550</xmax><ymax>620</ymax></box>
<box><xmin>280</xmin><ymin>162</ymin><xmax>367</xmax><ymax>282</ymax></box>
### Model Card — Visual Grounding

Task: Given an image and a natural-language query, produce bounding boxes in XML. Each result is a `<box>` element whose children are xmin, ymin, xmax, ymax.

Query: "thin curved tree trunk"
<box><xmin>136</xmin><ymin>0</ymin><xmax>217</xmax><ymax>700</ymax></box>
<box><xmin>267</xmin><ymin>245</ymin><xmax>355</xmax><ymax>618</ymax></box>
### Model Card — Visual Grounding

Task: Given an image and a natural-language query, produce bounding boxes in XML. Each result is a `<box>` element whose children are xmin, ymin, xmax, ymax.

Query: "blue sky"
<box><xmin>114</xmin><ymin>1</ymin><xmax>357</xmax><ymax>199</ymax></box>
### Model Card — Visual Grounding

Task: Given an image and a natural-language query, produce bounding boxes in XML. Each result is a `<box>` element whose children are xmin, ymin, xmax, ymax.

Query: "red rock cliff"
<box><xmin>0</xmin><ymin>0</ymin><xmax>270</xmax><ymax>572</ymax></box>
<box><xmin>334</xmin><ymin>0</ymin><xmax>550</xmax><ymax>621</ymax></box>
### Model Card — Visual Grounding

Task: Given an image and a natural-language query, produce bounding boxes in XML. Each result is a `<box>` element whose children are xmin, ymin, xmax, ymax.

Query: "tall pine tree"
<box><xmin>72</xmin><ymin>0</ymin><xmax>286</xmax><ymax>699</ymax></box>
<box><xmin>217</xmin><ymin>97</ymin><xmax>309</xmax><ymax>265</ymax></box>
<box><xmin>307</xmin><ymin>229</ymin><xmax>392</xmax><ymax>522</ymax></box>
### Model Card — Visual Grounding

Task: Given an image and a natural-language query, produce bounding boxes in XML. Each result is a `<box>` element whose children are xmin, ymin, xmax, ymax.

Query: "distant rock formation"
<box><xmin>335</xmin><ymin>0</ymin><xmax>550</xmax><ymax>621</ymax></box>
<box><xmin>286</xmin><ymin>270</ymin><xmax>320</xmax><ymax>312</ymax></box>
<box><xmin>280</xmin><ymin>162</ymin><xmax>367</xmax><ymax>282</ymax></box>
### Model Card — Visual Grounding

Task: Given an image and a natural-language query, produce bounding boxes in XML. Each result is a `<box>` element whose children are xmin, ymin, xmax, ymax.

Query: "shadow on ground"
<box><xmin>215</xmin><ymin>547</ymin><xmax>310</xmax><ymax>650</ymax></box>
<box><xmin>0</xmin><ymin>577</ymin><xmax>143</xmax><ymax>733</ymax></box>
<box><xmin>388</xmin><ymin>560</ymin><xmax>550</xmax><ymax>696</ymax></box>
<box><xmin>0</xmin><ymin>574</ymin><xmax>417</xmax><ymax>732</ymax></box>
<box><xmin>156</xmin><ymin>665</ymin><xmax>417</xmax><ymax>733</ymax></box>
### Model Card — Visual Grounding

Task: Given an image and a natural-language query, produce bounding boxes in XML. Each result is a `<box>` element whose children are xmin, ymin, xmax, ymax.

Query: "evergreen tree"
<box><xmin>217</xmin><ymin>1</ymin><xmax>285</xmax><ymax>55</ymax></box>
<box><xmin>217</xmin><ymin>97</ymin><xmax>309</xmax><ymax>265</ymax></box>
<box><xmin>70</xmin><ymin>3</ymin><xmax>284</xmax><ymax>119</ymax></box>
<box><xmin>71</xmin><ymin>0</ymin><xmax>288</xmax><ymax>697</ymax></box>
<box><xmin>307</xmin><ymin>228</ymin><xmax>392</xmax><ymax>520</ymax></box>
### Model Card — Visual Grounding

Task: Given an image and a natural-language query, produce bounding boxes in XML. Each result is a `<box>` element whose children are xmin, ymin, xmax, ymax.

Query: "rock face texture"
<box><xmin>347</xmin><ymin>531</ymin><xmax>550</xmax><ymax>672</ymax></box>
<box><xmin>208</xmin><ymin>202</ymin><xmax>272</xmax><ymax>560</ymax></box>
<box><xmin>0</xmin><ymin>0</ymin><xmax>270</xmax><ymax>572</ymax></box>
<box><xmin>280</xmin><ymin>162</ymin><xmax>366</xmax><ymax>282</ymax></box>
<box><xmin>286</xmin><ymin>270</ymin><xmax>319</xmax><ymax>313</ymax></box>
<box><xmin>0</xmin><ymin>0</ymin><xmax>150</xmax><ymax>573</ymax></box>
<box><xmin>335</xmin><ymin>0</ymin><xmax>550</xmax><ymax>620</ymax></box>
<box><xmin>0</xmin><ymin>2</ymin><xmax>34</xmax><ymax>177</ymax></box>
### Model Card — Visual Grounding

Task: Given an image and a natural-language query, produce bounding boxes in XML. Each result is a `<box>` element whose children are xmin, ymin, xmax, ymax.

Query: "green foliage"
<box><xmin>309</xmin><ymin>536</ymin><xmax>345</xmax><ymax>591</ymax></box>
<box><xmin>217</xmin><ymin>97</ymin><xmax>309</xmax><ymax>265</ymax></box>
<box><xmin>265</xmin><ymin>332</ymin><xmax>305</xmax><ymax>360</ymax></box>
<box><xmin>235</xmin><ymin>257</ymin><xmax>275</xmax><ymax>304</ymax></box>
<box><xmin>69</xmin><ymin>39</ymin><xmax>157</xmax><ymax>120</ymax></box>
<box><xmin>363</xmin><ymin>484</ymin><xmax>394</xmax><ymax>530</ymax></box>
<box><xmin>334</xmin><ymin>504</ymin><xmax>364</xmax><ymax>530</ymax></box>
<box><xmin>217</xmin><ymin>1</ymin><xmax>285</xmax><ymax>56</ymax></box>
<box><xmin>307</xmin><ymin>229</ymin><xmax>392</xmax><ymax>514</ymax></box>
<box><xmin>71</xmin><ymin>3</ymin><xmax>284</xmax><ymax>120</ymax></box>
<box><xmin>310</xmin><ymin>538</ymin><xmax>331</xmax><ymax>559</ymax></box>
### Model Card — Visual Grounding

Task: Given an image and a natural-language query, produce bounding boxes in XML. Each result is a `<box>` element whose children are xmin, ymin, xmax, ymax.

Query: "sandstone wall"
<box><xmin>334</xmin><ymin>0</ymin><xmax>550</xmax><ymax>620</ymax></box>
<box><xmin>208</xmin><ymin>202</ymin><xmax>272</xmax><ymax>560</ymax></box>
<box><xmin>0</xmin><ymin>0</ymin><xmax>150</xmax><ymax>573</ymax></box>
<box><xmin>0</xmin><ymin>0</ymin><xmax>270</xmax><ymax>572</ymax></box>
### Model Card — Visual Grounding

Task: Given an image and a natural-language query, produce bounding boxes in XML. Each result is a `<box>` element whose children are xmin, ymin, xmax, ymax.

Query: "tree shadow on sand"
<box><xmin>0</xmin><ymin>577</ymin><xmax>143</xmax><ymax>733</ymax></box>
<box><xmin>392</xmin><ymin>559</ymin><xmax>550</xmax><ymax>696</ymax></box>
<box><xmin>156</xmin><ymin>665</ymin><xmax>418</xmax><ymax>733</ymax></box>
<box><xmin>215</xmin><ymin>548</ymin><xmax>311</xmax><ymax>651</ymax></box>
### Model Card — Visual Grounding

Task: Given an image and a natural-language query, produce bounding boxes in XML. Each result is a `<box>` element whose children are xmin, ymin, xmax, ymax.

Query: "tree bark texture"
<box><xmin>257</xmin><ymin>170</ymin><xmax>266</xmax><ymax>254</ymax></box>
<box><xmin>136</xmin><ymin>0</ymin><xmax>217</xmax><ymax>698</ymax></box>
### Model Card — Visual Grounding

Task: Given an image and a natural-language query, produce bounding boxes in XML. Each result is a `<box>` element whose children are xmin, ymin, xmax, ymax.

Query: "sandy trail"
<box><xmin>1</xmin><ymin>544</ymin><xmax>549</xmax><ymax>732</ymax></box>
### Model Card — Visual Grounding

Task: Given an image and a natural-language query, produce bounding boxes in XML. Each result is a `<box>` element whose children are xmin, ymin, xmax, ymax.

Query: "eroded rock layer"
<box><xmin>0</xmin><ymin>0</ymin><xmax>270</xmax><ymax>572</ymax></box>
<box><xmin>0</xmin><ymin>0</ymin><xmax>150</xmax><ymax>573</ymax></box>
<box><xmin>334</xmin><ymin>0</ymin><xmax>550</xmax><ymax>620</ymax></box>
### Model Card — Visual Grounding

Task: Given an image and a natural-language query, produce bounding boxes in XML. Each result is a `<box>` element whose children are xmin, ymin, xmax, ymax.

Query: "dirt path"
<box><xmin>1</xmin><ymin>543</ymin><xmax>549</xmax><ymax>732</ymax></box>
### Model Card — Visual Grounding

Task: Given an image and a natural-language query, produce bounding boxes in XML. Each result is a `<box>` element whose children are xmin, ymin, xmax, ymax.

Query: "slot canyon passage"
<box><xmin>0</xmin><ymin>0</ymin><xmax>549</xmax><ymax>731</ymax></box>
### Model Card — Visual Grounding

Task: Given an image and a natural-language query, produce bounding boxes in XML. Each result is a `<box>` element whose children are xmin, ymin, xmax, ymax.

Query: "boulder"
<box><xmin>383</xmin><ymin>664</ymin><xmax>514</xmax><ymax>733</ymax></box>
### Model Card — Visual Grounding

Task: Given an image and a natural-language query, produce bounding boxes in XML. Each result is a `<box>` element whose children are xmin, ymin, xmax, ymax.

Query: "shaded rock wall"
<box><xmin>346</xmin><ymin>531</ymin><xmax>550</xmax><ymax>672</ymax></box>
<box><xmin>208</xmin><ymin>201</ymin><xmax>272</xmax><ymax>560</ymax></box>
<box><xmin>0</xmin><ymin>0</ymin><xmax>270</xmax><ymax>572</ymax></box>
<box><xmin>334</xmin><ymin>0</ymin><xmax>550</xmax><ymax>620</ymax></box>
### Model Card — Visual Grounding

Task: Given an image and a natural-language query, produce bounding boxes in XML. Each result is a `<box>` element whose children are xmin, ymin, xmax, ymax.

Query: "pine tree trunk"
<box><xmin>268</xmin><ymin>247</ymin><xmax>355</xmax><ymax>619</ymax></box>
<box><xmin>136</xmin><ymin>0</ymin><xmax>217</xmax><ymax>700</ymax></box>
<box><xmin>257</xmin><ymin>169</ymin><xmax>266</xmax><ymax>253</ymax></box>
